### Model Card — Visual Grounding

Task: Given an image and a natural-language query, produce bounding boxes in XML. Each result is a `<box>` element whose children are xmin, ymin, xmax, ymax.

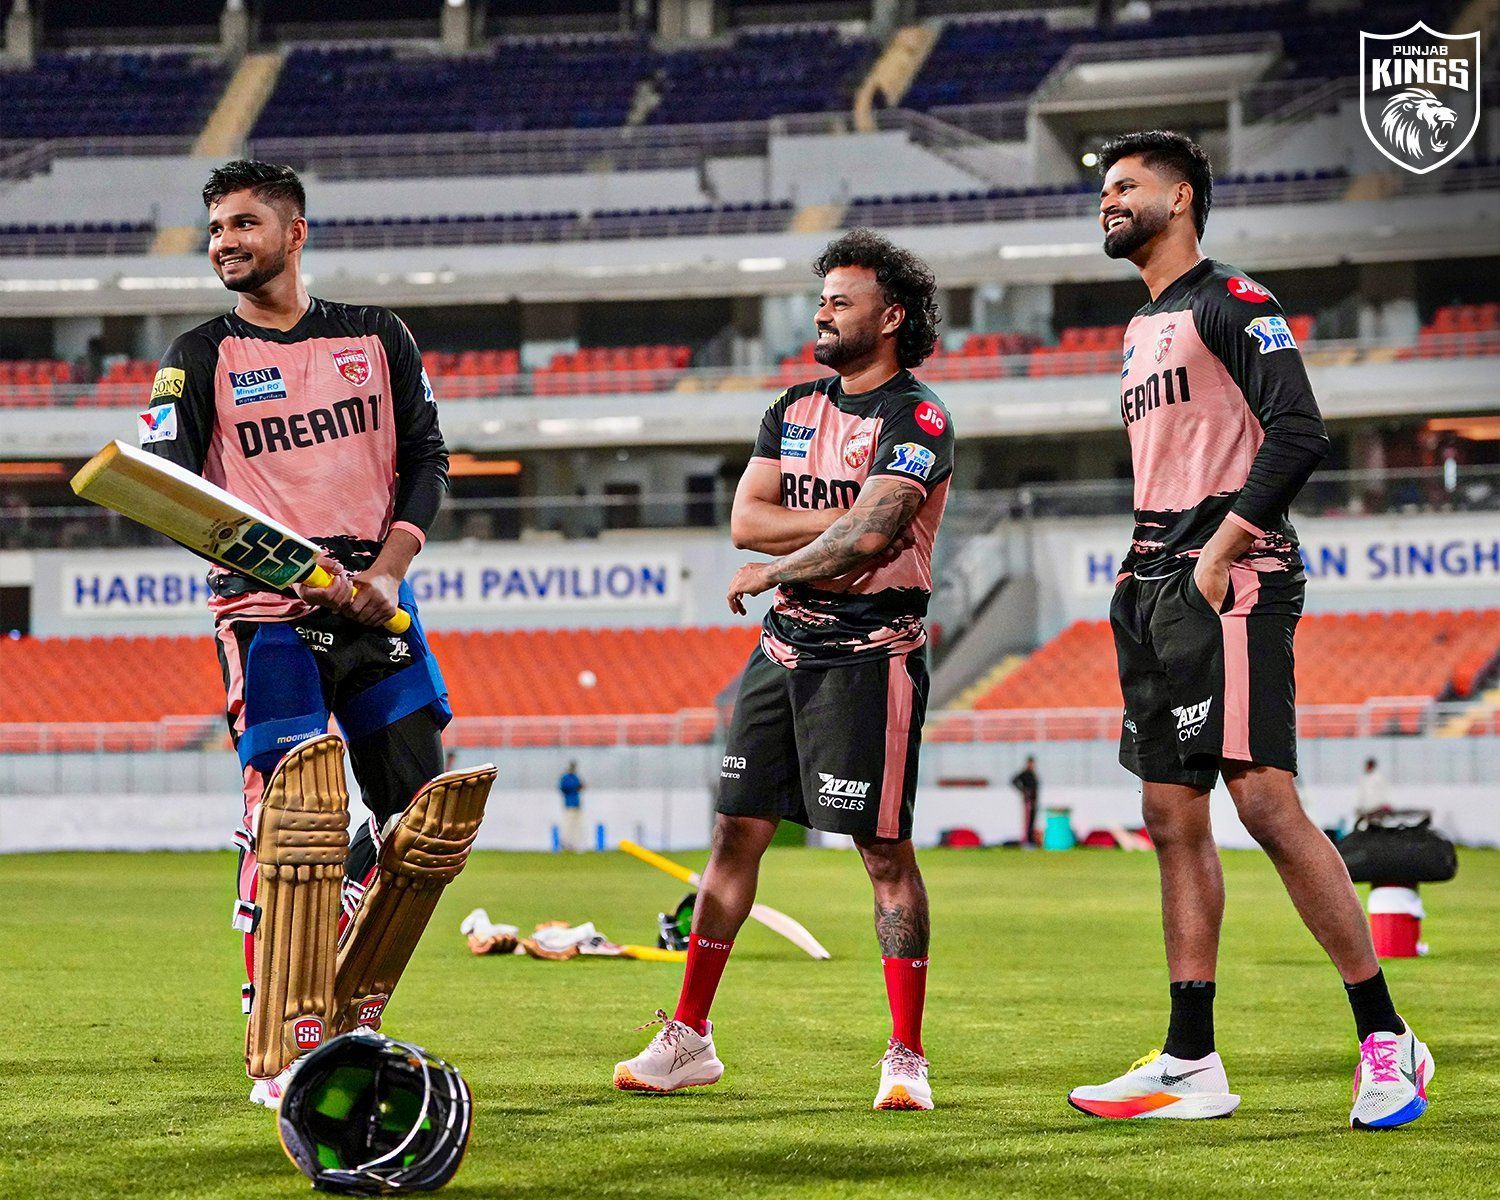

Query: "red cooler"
<box><xmin>1368</xmin><ymin>885</ymin><xmax>1425</xmax><ymax>958</ymax></box>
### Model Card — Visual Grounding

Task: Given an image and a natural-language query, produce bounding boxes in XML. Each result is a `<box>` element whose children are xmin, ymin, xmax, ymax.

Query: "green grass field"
<box><xmin>2</xmin><ymin>847</ymin><xmax>1497</xmax><ymax>1199</ymax></box>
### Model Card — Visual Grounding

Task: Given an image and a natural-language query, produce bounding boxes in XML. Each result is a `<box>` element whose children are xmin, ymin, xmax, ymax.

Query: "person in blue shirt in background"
<box><xmin>559</xmin><ymin>762</ymin><xmax>585</xmax><ymax>851</ymax></box>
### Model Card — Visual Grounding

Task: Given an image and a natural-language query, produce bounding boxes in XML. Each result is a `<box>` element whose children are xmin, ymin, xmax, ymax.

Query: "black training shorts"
<box><xmin>1111</xmin><ymin>563</ymin><xmax>1303</xmax><ymax>790</ymax></box>
<box><xmin>716</xmin><ymin>645</ymin><xmax>928</xmax><ymax>841</ymax></box>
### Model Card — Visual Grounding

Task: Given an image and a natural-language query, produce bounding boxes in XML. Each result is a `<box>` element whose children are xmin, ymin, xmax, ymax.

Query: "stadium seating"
<box><xmin>0</xmin><ymin>221</ymin><xmax>155</xmax><ymax>258</ymax></box>
<box><xmin>0</xmin><ymin>305</ymin><xmax>1462</xmax><ymax>409</ymax></box>
<box><xmin>0</xmin><ymin>626</ymin><xmax>760</xmax><ymax>739</ymax></box>
<box><xmin>971</xmin><ymin>610</ymin><xmax>1500</xmax><ymax>737</ymax></box>
<box><xmin>533</xmin><ymin>345</ymin><xmax>693</xmax><ymax>395</ymax></box>
<box><xmin>252</xmin><ymin>38</ymin><xmax>650</xmax><ymax>139</ymax></box>
<box><xmin>304</xmin><ymin>201</ymin><xmax>793</xmax><ymax>250</ymax></box>
<box><xmin>0</xmin><ymin>51</ymin><xmax>228</xmax><ymax>140</ymax></box>
<box><xmin>253</xmin><ymin>28</ymin><xmax>875</xmax><ymax>141</ymax></box>
<box><xmin>900</xmin><ymin>2</ymin><xmax>1466</xmax><ymax>114</ymax></box>
<box><xmin>1406</xmin><ymin>304</ymin><xmax>1500</xmax><ymax>360</ymax></box>
<box><xmin>646</xmin><ymin>26</ymin><xmax>879</xmax><ymax>126</ymax></box>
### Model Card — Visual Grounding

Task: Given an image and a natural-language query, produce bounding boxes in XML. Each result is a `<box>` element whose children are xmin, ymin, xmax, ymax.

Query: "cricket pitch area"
<box><xmin>2</xmin><ymin>847</ymin><xmax>1497</xmax><ymax>1199</ymax></box>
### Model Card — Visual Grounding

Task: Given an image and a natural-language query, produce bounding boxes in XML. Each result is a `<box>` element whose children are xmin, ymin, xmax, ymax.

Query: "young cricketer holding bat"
<box><xmin>141</xmin><ymin>161</ymin><xmax>494</xmax><ymax>1108</ymax></box>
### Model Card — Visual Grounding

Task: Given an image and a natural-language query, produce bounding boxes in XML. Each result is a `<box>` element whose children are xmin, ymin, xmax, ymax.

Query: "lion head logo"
<box><xmin>1379</xmin><ymin>87</ymin><xmax>1459</xmax><ymax>160</ymax></box>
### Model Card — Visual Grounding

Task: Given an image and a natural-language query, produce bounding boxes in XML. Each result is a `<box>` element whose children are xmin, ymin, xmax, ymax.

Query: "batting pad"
<box><xmin>246</xmin><ymin>734</ymin><xmax>350</xmax><ymax>1080</ymax></box>
<box><xmin>333</xmin><ymin>764</ymin><xmax>495</xmax><ymax>1034</ymax></box>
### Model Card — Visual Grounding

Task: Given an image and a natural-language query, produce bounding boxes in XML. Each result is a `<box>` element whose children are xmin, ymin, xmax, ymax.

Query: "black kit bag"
<box><xmin>1338</xmin><ymin>809</ymin><xmax>1458</xmax><ymax>885</ymax></box>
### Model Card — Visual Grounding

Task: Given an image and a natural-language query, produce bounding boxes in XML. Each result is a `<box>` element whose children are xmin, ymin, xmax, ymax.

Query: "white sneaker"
<box><xmin>248</xmin><ymin>1060</ymin><xmax>299</xmax><ymax>1109</ymax></box>
<box><xmin>1068</xmin><ymin>1049</ymin><xmax>1241</xmax><ymax>1119</ymax></box>
<box><xmin>613</xmin><ymin>1010</ymin><xmax>724</xmax><ymax>1093</ymax></box>
<box><xmin>874</xmin><ymin>1040</ymin><xmax>932</xmax><ymax>1111</ymax></box>
<box><xmin>1351</xmin><ymin>1022</ymin><xmax>1434</xmax><ymax>1130</ymax></box>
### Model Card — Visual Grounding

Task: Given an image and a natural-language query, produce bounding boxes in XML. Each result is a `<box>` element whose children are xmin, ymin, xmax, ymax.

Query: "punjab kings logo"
<box><xmin>332</xmin><ymin>346</ymin><xmax>372</xmax><ymax>386</ymax></box>
<box><xmin>843</xmin><ymin>427</ymin><xmax>874</xmax><ymax>469</ymax></box>
<box><xmin>1154</xmin><ymin>322</ymin><xmax>1176</xmax><ymax>363</ymax></box>
<box><xmin>1360</xmin><ymin>22</ymin><xmax>1480</xmax><ymax>174</ymax></box>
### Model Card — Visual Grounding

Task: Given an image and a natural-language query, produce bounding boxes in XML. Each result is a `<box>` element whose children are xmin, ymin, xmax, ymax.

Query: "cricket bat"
<box><xmin>619</xmin><ymin>840</ymin><xmax>831</xmax><ymax>960</ymax></box>
<box><xmin>70</xmin><ymin>440</ymin><xmax>411</xmax><ymax>634</ymax></box>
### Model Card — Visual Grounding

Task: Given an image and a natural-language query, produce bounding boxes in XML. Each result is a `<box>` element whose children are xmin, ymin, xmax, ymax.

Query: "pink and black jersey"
<box><xmin>751</xmin><ymin>370</ymin><xmax>954</xmax><ymax>668</ymax></box>
<box><xmin>140</xmin><ymin>298</ymin><xmax>448</xmax><ymax>622</ymax></box>
<box><xmin>1118</xmin><ymin>259</ymin><xmax>1329</xmax><ymax>579</ymax></box>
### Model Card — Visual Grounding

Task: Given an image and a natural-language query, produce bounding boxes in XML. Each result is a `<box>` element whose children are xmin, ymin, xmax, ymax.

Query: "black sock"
<box><xmin>1345</xmin><ymin>969</ymin><xmax>1405</xmax><ymax>1041</ymax></box>
<box><xmin>1163</xmin><ymin>980</ymin><xmax>1216</xmax><ymax>1060</ymax></box>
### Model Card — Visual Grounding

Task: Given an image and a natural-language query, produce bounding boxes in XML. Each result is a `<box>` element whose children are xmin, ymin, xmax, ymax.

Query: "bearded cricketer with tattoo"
<box><xmin>614</xmin><ymin>230</ymin><xmax>953</xmax><ymax>1111</ymax></box>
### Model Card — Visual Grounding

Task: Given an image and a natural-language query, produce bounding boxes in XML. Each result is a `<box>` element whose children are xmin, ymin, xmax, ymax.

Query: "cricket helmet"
<box><xmin>278</xmin><ymin>1031</ymin><xmax>473</xmax><ymax>1196</ymax></box>
<box><xmin>656</xmin><ymin>891</ymin><xmax>696</xmax><ymax>951</ymax></box>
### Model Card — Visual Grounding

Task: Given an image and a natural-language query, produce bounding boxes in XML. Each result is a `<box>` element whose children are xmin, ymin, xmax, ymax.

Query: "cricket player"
<box><xmin>614</xmin><ymin>230</ymin><xmax>952</xmax><ymax>1110</ymax></box>
<box><xmin>141</xmin><ymin>161</ymin><xmax>492</xmax><ymax>1107</ymax></box>
<box><xmin>1067</xmin><ymin>131</ymin><xmax>1433</xmax><ymax>1128</ymax></box>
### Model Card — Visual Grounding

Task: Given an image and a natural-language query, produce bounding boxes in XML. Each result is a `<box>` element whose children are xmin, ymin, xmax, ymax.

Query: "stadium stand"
<box><xmin>0</xmin><ymin>51</ymin><xmax>228</xmax><ymax>140</ymax></box>
<box><xmin>900</xmin><ymin>2</ymin><xmax>1466</xmax><ymax>113</ymax></box>
<box><xmin>971</xmin><ymin>610</ymin><xmax>1500</xmax><ymax>737</ymax></box>
<box><xmin>1406</xmin><ymin>304</ymin><xmax>1500</xmax><ymax>360</ymax></box>
<box><xmin>0</xmin><ymin>221</ymin><xmax>155</xmax><ymax>258</ymax></box>
<box><xmin>0</xmin><ymin>625</ymin><xmax>759</xmax><ymax>731</ymax></box>
<box><xmin>250</xmin><ymin>28</ymin><xmax>876</xmax><ymax>141</ymax></box>
<box><xmin>304</xmin><ymin>200</ymin><xmax>794</xmax><ymax>250</ymax></box>
<box><xmin>4</xmin><ymin>306</ymin><xmax>1475</xmax><ymax>408</ymax></box>
<box><xmin>646</xmin><ymin>26</ymin><xmax>879</xmax><ymax>125</ymax></box>
<box><xmin>4</xmin><ymin>615</ymin><xmax>1493</xmax><ymax>748</ymax></box>
<box><xmin>251</xmin><ymin>38</ymin><xmax>650</xmax><ymax>138</ymax></box>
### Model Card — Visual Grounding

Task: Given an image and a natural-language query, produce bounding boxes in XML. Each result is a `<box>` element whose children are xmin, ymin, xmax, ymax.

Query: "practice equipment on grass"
<box><xmin>657</xmin><ymin>893</ymin><xmax>695</xmax><ymax>951</ymax></box>
<box><xmin>70</xmin><ymin>439</ymin><xmax>410</xmax><ymax>634</ymax></box>
<box><xmin>619</xmin><ymin>840</ymin><xmax>831</xmax><ymax>960</ymax></box>
<box><xmin>460</xmin><ymin>910</ymin><xmax>686</xmax><ymax>963</ymax></box>
<box><xmin>334</xmin><ymin>765</ymin><xmax>494</xmax><ymax>1033</ymax></box>
<box><xmin>278</xmin><ymin>1030</ymin><xmax>473</xmax><ymax>1196</ymax></box>
<box><xmin>247</xmin><ymin>734</ymin><xmax>351</xmax><ymax>1081</ymax></box>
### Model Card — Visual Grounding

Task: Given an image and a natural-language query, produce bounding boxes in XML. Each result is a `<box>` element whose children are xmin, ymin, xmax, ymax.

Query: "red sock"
<box><xmin>882</xmin><ymin>956</ymin><xmax>928</xmax><ymax>1055</ymax></box>
<box><xmin>674</xmin><ymin>935</ymin><xmax>734</xmax><ymax>1035</ymax></box>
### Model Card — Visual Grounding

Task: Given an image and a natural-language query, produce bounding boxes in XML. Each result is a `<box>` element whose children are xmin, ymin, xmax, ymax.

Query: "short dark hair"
<box><xmin>1097</xmin><ymin>130</ymin><xmax>1213</xmax><ymax>237</ymax></box>
<box><xmin>812</xmin><ymin>228</ymin><xmax>940</xmax><ymax>368</ymax></box>
<box><xmin>202</xmin><ymin>160</ymin><xmax>306</xmax><ymax>221</ymax></box>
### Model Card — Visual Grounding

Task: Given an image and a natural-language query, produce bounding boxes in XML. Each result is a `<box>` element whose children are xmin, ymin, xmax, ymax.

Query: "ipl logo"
<box><xmin>1360</xmin><ymin>22</ymin><xmax>1480</xmax><ymax>174</ymax></box>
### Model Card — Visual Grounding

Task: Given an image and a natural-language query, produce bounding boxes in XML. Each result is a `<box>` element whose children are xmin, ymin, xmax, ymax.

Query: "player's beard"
<box><xmin>812</xmin><ymin>323</ymin><xmax>881</xmax><ymax>369</ymax></box>
<box><xmin>219</xmin><ymin>245</ymin><xmax>289</xmax><ymax>293</ymax></box>
<box><xmin>1103</xmin><ymin>200</ymin><xmax>1169</xmax><ymax>260</ymax></box>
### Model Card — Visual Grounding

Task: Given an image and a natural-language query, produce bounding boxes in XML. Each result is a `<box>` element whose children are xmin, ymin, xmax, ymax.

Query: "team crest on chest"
<box><xmin>332</xmin><ymin>346</ymin><xmax>372</xmax><ymax>386</ymax></box>
<box><xmin>1155</xmin><ymin>323</ymin><xmax>1177</xmax><ymax>363</ymax></box>
<box><xmin>843</xmin><ymin>427</ymin><xmax>874</xmax><ymax>470</ymax></box>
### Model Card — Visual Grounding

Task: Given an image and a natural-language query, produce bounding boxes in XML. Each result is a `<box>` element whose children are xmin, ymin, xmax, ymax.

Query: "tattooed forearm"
<box><xmin>875</xmin><ymin>899</ymin><xmax>930</xmax><ymax>958</ymax></box>
<box><xmin>766</xmin><ymin>480</ymin><xmax>921</xmax><ymax>586</ymax></box>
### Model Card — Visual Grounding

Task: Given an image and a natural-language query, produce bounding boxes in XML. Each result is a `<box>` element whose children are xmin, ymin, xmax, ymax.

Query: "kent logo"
<box><xmin>1361</xmin><ymin>22</ymin><xmax>1480</xmax><ymax>174</ymax></box>
<box><xmin>1245</xmin><ymin>315</ymin><xmax>1297</xmax><ymax>354</ymax></box>
<box><xmin>781</xmin><ymin>421</ymin><xmax>816</xmax><ymax>459</ymax></box>
<box><xmin>229</xmin><ymin>365</ymin><xmax>287</xmax><ymax>406</ymax></box>
<box><xmin>1172</xmin><ymin>698</ymin><xmax>1212</xmax><ymax>740</ymax></box>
